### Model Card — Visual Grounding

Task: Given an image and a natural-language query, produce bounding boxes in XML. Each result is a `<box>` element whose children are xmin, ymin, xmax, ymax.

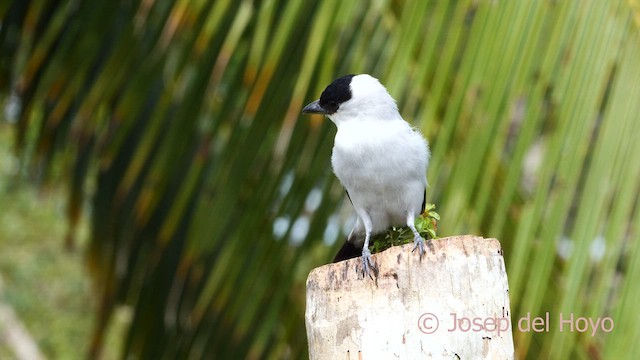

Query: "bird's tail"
<box><xmin>333</xmin><ymin>219</ymin><xmax>366</xmax><ymax>262</ymax></box>
<box><xmin>332</xmin><ymin>235</ymin><xmax>362</xmax><ymax>262</ymax></box>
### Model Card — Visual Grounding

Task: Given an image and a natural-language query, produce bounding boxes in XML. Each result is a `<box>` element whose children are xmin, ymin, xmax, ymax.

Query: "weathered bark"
<box><xmin>305</xmin><ymin>235</ymin><xmax>514</xmax><ymax>359</ymax></box>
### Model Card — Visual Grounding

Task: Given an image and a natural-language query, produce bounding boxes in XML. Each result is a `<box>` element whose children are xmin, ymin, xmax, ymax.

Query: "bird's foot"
<box><xmin>361</xmin><ymin>248</ymin><xmax>376</xmax><ymax>279</ymax></box>
<box><xmin>412</xmin><ymin>235</ymin><xmax>425</xmax><ymax>259</ymax></box>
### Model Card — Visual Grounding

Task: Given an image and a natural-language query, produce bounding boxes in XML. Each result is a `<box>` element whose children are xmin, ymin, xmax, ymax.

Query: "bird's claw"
<box><xmin>361</xmin><ymin>248</ymin><xmax>376</xmax><ymax>279</ymax></box>
<box><xmin>412</xmin><ymin>235</ymin><xmax>425</xmax><ymax>259</ymax></box>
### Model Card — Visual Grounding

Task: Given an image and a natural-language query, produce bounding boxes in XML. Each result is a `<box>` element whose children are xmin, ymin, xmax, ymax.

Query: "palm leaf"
<box><xmin>1</xmin><ymin>0</ymin><xmax>640</xmax><ymax>358</ymax></box>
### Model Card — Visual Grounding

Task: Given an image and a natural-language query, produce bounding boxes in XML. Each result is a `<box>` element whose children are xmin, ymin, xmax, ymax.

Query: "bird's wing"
<box><xmin>332</xmin><ymin>190</ymin><xmax>364</xmax><ymax>262</ymax></box>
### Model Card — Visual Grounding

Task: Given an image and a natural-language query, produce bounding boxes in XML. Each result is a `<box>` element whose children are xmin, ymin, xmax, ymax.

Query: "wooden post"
<box><xmin>305</xmin><ymin>235</ymin><xmax>514</xmax><ymax>359</ymax></box>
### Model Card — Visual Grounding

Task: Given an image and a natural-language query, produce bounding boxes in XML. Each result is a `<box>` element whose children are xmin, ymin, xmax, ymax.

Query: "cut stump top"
<box><xmin>305</xmin><ymin>235</ymin><xmax>514</xmax><ymax>359</ymax></box>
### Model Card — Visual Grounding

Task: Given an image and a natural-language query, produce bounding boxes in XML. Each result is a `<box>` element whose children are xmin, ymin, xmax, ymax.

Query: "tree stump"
<box><xmin>305</xmin><ymin>235</ymin><xmax>514</xmax><ymax>359</ymax></box>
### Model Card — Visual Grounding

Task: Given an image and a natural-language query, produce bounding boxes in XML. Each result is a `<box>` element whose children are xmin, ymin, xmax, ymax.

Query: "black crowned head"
<box><xmin>302</xmin><ymin>74</ymin><xmax>355</xmax><ymax>115</ymax></box>
<box><xmin>302</xmin><ymin>74</ymin><xmax>399</xmax><ymax>124</ymax></box>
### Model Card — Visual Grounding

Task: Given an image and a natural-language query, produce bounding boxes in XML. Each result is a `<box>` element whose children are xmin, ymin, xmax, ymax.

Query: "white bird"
<box><xmin>303</xmin><ymin>74</ymin><xmax>430</xmax><ymax>277</ymax></box>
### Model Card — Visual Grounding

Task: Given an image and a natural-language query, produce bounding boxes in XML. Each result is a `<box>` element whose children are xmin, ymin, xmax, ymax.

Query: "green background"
<box><xmin>1</xmin><ymin>0</ymin><xmax>640</xmax><ymax>358</ymax></box>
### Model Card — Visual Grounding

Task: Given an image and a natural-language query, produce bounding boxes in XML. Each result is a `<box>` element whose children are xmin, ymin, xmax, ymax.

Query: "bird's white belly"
<box><xmin>331</xmin><ymin>120</ymin><xmax>427</xmax><ymax>234</ymax></box>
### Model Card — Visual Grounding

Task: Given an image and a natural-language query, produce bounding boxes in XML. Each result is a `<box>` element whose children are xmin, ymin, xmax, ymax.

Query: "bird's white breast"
<box><xmin>332</xmin><ymin>118</ymin><xmax>429</xmax><ymax>233</ymax></box>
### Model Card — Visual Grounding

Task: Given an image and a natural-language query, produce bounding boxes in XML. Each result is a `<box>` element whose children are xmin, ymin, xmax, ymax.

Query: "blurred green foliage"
<box><xmin>1</xmin><ymin>0</ymin><xmax>640</xmax><ymax>359</ymax></box>
<box><xmin>0</xmin><ymin>123</ymin><xmax>93</xmax><ymax>358</ymax></box>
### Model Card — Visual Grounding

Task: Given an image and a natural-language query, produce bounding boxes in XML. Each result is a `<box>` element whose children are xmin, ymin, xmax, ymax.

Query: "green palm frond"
<box><xmin>1</xmin><ymin>0</ymin><xmax>640</xmax><ymax>359</ymax></box>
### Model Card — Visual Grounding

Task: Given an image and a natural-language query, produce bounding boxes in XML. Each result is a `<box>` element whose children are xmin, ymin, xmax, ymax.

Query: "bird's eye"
<box><xmin>328</xmin><ymin>101</ymin><xmax>338</xmax><ymax>112</ymax></box>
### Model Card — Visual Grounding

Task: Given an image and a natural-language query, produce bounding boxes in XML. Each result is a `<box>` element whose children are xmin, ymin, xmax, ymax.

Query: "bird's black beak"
<box><xmin>302</xmin><ymin>100</ymin><xmax>326</xmax><ymax>114</ymax></box>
